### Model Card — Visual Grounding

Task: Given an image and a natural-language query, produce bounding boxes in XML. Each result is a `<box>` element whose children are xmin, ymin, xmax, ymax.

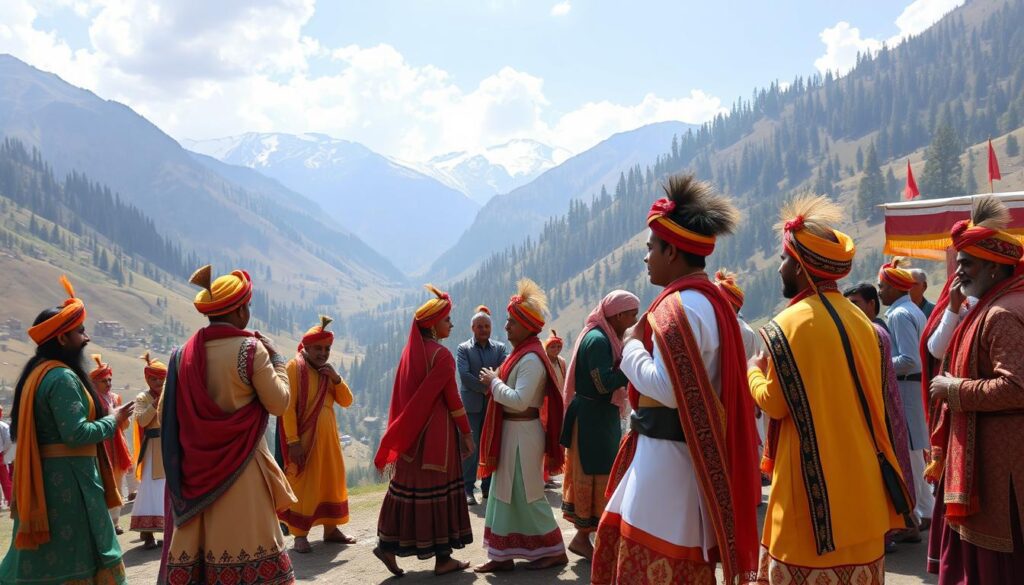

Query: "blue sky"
<box><xmin>3</xmin><ymin>0</ymin><xmax>963</xmax><ymax>159</ymax></box>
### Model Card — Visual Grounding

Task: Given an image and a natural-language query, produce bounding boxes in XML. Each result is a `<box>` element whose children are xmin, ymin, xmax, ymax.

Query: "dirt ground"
<box><xmin>115</xmin><ymin>484</ymin><xmax>937</xmax><ymax>585</ymax></box>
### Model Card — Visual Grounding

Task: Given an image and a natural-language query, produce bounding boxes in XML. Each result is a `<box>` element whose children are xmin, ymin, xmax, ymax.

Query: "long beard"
<box><xmin>782</xmin><ymin>278</ymin><xmax>799</xmax><ymax>299</ymax></box>
<box><xmin>60</xmin><ymin>343</ymin><xmax>87</xmax><ymax>370</ymax></box>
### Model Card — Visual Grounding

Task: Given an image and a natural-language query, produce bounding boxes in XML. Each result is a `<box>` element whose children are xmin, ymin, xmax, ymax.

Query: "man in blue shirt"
<box><xmin>456</xmin><ymin>307</ymin><xmax>508</xmax><ymax>505</ymax></box>
<box><xmin>879</xmin><ymin>260</ymin><xmax>933</xmax><ymax>534</ymax></box>
<box><xmin>909</xmin><ymin>269</ymin><xmax>936</xmax><ymax>319</ymax></box>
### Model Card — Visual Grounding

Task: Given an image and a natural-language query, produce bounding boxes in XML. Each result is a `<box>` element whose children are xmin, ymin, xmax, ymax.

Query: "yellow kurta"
<box><xmin>134</xmin><ymin>390</ymin><xmax>164</xmax><ymax>480</ymax></box>
<box><xmin>279</xmin><ymin>359</ymin><xmax>354</xmax><ymax>537</ymax></box>
<box><xmin>748</xmin><ymin>291</ymin><xmax>904</xmax><ymax>572</ymax></box>
<box><xmin>166</xmin><ymin>332</ymin><xmax>296</xmax><ymax>579</ymax></box>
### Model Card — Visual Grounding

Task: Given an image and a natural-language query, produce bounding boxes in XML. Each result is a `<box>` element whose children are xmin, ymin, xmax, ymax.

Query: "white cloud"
<box><xmin>814</xmin><ymin>0</ymin><xmax>964</xmax><ymax>76</ymax></box>
<box><xmin>550</xmin><ymin>1</ymin><xmax>571</xmax><ymax>17</ymax></box>
<box><xmin>0</xmin><ymin>0</ymin><xmax>724</xmax><ymax>160</ymax></box>
<box><xmin>813</xmin><ymin>21</ymin><xmax>882</xmax><ymax>76</ymax></box>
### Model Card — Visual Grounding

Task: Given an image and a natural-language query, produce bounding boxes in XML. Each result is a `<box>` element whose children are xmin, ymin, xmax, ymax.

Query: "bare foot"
<box><xmin>323</xmin><ymin>528</ymin><xmax>357</xmax><ymax>545</ymax></box>
<box><xmin>292</xmin><ymin>536</ymin><xmax>312</xmax><ymax>554</ymax></box>
<box><xmin>474</xmin><ymin>559</ymin><xmax>515</xmax><ymax>573</ymax></box>
<box><xmin>434</xmin><ymin>558</ymin><xmax>470</xmax><ymax>576</ymax></box>
<box><xmin>524</xmin><ymin>553</ymin><xmax>569</xmax><ymax>570</ymax></box>
<box><xmin>141</xmin><ymin>539</ymin><xmax>161</xmax><ymax>551</ymax></box>
<box><xmin>568</xmin><ymin>532</ymin><xmax>594</xmax><ymax>560</ymax></box>
<box><xmin>373</xmin><ymin>547</ymin><xmax>405</xmax><ymax>577</ymax></box>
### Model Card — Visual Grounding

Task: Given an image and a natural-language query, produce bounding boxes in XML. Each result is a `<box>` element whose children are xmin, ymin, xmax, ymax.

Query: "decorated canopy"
<box><xmin>883</xmin><ymin>191</ymin><xmax>1024</xmax><ymax>261</ymax></box>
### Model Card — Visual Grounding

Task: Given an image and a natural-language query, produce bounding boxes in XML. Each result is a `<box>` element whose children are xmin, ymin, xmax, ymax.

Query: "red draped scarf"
<box><xmin>374</xmin><ymin>322</ymin><xmax>457</xmax><ymax>472</ymax></box>
<box><xmin>478</xmin><ymin>335</ymin><xmax>565</xmax><ymax>478</ymax></box>
<box><xmin>610</xmin><ymin>273</ymin><xmax>760</xmax><ymax>584</ymax></box>
<box><xmin>278</xmin><ymin>352</ymin><xmax>331</xmax><ymax>474</ymax></box>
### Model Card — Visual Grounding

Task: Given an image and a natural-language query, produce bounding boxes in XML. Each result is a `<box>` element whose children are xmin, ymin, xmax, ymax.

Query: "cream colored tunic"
<box><xmin>488</xmin><ymin>353</ymin><xmax>546</xmax><ymax>504</ymax></box>
<box><xmin>166</xmin><ymin>327</ymin><xmax>296</xmax><ymax>573</ymax></box>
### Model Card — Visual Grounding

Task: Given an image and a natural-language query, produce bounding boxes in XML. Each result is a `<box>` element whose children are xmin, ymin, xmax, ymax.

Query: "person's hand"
<box><xmin>479</xmin><ymin>367</ymin><xmax>498</xmax><ymax>389</ymax></box>
<box><xmin>948</xmin><ymin>276</ymin><xmax>966</xmax><ymax>311</ymax></box>
<box><xmin>318</xmin><ymin>363</ymin><xmax>342</xmax><ymax>385</ymax></box>
<box><xmin>460</xmin><ymin>433</ymin><xmax>476</xmax><ymax>460</ymax></box>
<box><xmin>288</xmin><ymin>443</ymin><xmax>305</xmax><ymax>467</ymax></box>
<box><xmin>254</xmin><ymin>331</ymin><xmax>279</xmax><ymax>358</ymax></box>
<box><xmin>930</xmin><ymin>374</ymin><xmax>959</xmax><ymax>406</ymax></box>
<box><xmin>747</xmin><ymin>350</ymin><xmax>769</xmax><ymax>373</ymax></box>
<box><xmin>114</xmin><ymin>401</ymin><xmax>135</xmax><ymax>426</ymax></box>
<box><xmin>623</xmin><ymin>322</ymin><xmax>642</xmax><ymax>345</ymax></box>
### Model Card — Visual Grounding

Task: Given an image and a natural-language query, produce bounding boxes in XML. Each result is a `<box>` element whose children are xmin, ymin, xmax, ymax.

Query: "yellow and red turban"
<box><xmin>415</xmin><ymin>285</ymin><xmax>452</xmax><ymax>328</ymax></box>
<box><xmin>298</xmin><ymin>315</ymin><xmax>334</xmax><ymax>351</ymax></box>
<box><xmin>141</xmin><ymin>351</ymin><xmax>168</xmax><ymax>380</ymax></box>
<box><xmin>714</xmin><ymin>269</ymin><xmax>745</xmax><ymax>311</ymax></box>
<box><xmin>544</xmin><ymin>329</ymin><xmax>564</xmax><ymax>350</ymax></box>
<box><xmin>878</xmin><ymin>258</ymin><xmax>916</xmax><ymax>291</ymax></box>
<box><xmin>782</xmin><ymin>215</ymin><xmax>855</xmax><ymax>281</ymax></box>
<box><xmin>189</xmin><ymin>265</ymin><xmax>253</xmax><ymax>316</ymax></box>
<box><xmin>27</xmin><ymin>275</ymin><xmax>87</xmax><ymax>346</ymax></box>
<box><xmin>89</xmin><ymin>354</ymin><xmax>112</xmax><ymax>382</ymax></box>
<box><xmin>507</xmin><ymin>278</ymin><xmax>547</xmax><ymax>334</ymax></box>
<box><xmin>647</xmin><ymin>198</ymin><xmax>717</xmax><ymax>257</ymax></box>
<box><xmin>951</xmin><ymin>220</ymin><xmax>1024</xmax><ymax>265</ymax></box>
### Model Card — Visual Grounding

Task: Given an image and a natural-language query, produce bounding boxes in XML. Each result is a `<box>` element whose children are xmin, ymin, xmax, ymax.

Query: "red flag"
<box><xmin>988</xmin><ymin>138</ymin><xmax>1002</xmax><ymax>184</ymax></box>
<box><xmin>905</xmin><ymin>161</ymin><xmax>920</xmax><ymax>200</ymax></box>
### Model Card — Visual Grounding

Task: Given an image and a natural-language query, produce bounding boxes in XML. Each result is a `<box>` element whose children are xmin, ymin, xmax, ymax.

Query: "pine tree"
<box><xmin>857</xmin><ymin>143</ymin><xmax>885</xmax><ymax>222</ymax></box>
<box><xmin>921</xmin><ymin>120</ymin><xmax>963</xmax><ymax>198</ymax></box>
<box><xmin>963</xmin><ymin>149</ymin><xmax>978</xmax><ymax>194</ymax></box>
<box><xmin>1007</xmin><ymin>134</ymin><xmax>1020</xmax><ymax>157</ymax></box>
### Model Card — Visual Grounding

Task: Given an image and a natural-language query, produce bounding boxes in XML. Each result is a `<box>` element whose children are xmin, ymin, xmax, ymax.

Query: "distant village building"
<box><xmin>94</xmin><ymin>321</ymin><xmax>126</xmax><ymax>339</ymax></box>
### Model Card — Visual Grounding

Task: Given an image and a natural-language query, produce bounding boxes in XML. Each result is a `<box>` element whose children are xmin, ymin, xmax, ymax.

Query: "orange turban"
<box><xmin>475</xmin><ymin>305</ymin><xmax>491</xmax><ymax>316</ymax></box>
<box><xmin>878</xmin><ymin>258</ymin><xmax>916</xmax><ymax>291</ymax></box>
<box><xmin>415</xmin><ymin>285</ymin><xmax>452</xmax><ymax>328</ymax></box>
<box><xmin>141</xmin><ymin>351</ymin><xmax>168</xmax><ymax>380</ymax></box>
<box><xmin>951</xmin><ymin>220</ymin><xmax>1023</xmax><ymax>265</ymax></box>
<box><xmin>544</xmin><ymin>329</ymin><xmax>563</xmax><ymax>350</ymax></box>
<box><xmin>647</xmin><ymin>198</ymin><xmax>716</xmax><ymax>256</ymax></box>
<box><xmin>507</xmin><ymin>278</ymin><xmax>547</xmax><ymax>334</ymax></box>
<box><xmin>714</xmin><ymin>269</ymin><xmax>745</xmax><ymax>311</ymax></box>
<box><xmin>782</xmin><ymin>216</ymin><xmax>855</xmax><ymax>281</ymax></box>
<box><xmin>27</xmin><ymin>275</ymin><xmax>87</xmax><ymax>346</ymax></box>
<box><xmin>189</xmin><ymin>265</ymin><xmax>253</xmax><ymax>316</ymax></box>
<box><xmin>89</xmin><ymin>354</ymin><xmax>112</xmax><ymax>382</ymax></box>
<box><xmin>298</xmin><ymin>315</ymin><xmax>334</xmax><ymax>351</ymax></box>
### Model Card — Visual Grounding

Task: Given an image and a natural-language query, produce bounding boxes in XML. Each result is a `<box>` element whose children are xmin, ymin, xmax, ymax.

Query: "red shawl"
<box><xmin>101</xmin><ymin>392</ymin><xmax>133</xmax><ymax>474</ymax></box>
<box><xmin>608</xmin><ymin>273</ymin><xmax>759</xmax><ymax>585</ymax></box>
<box><xmin>927</xmin><ymin>267</ymin><xmax>1024</xmax><ymax>524</ymax></box>
<box><xmin>478</xmin><ymin>335</ymin><xmax>565</xmax><ymax>478</ymax></box>
<box><xmin>278</xmin><ymin>352</ymin><xmax>331</xmax><ymax>474</ymax></box>
<box><xmin>374</xmin><ymin>322</ymin><xmax>457</xmax><ymax>472</ymax></box>
<box><xmin>164</xmin><ymin>325</ymin><xmax>267</xmax><ymax>525</ymax></box>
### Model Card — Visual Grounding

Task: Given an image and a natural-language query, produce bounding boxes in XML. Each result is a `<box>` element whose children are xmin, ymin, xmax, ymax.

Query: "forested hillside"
<box><xmin>343</xmin><ymin>0</ymin><xmax>1024</xmax><ymax>421</ymax></box>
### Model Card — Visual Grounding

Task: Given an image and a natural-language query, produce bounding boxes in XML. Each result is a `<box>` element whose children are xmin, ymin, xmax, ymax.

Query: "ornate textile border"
<box><xmin>762</xmin><ymin>320</ymin><xmax>836</xmax><ymax>555</ymax></box>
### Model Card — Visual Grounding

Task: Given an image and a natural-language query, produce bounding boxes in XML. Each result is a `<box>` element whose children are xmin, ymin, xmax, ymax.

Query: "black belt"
<box><xmin>137</xmin><ymin>428</ymin><xmax>161</xmax><ymax>467</ymax></box>
<box><xmin>897</xmin><ymin>374</ymin><xmax>922</xmax><ymax>382</ymax></box>
<box><xmin>630</xmin><ymin>407</ymin><xmax>685</xmax><ymax>443</ymax></box>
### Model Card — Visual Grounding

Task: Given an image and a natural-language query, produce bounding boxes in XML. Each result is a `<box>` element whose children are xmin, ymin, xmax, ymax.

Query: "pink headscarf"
<box><xmin>563</xmin><ymin>290</ymin><xmax>641</xmax><ymax>416</ymax></box>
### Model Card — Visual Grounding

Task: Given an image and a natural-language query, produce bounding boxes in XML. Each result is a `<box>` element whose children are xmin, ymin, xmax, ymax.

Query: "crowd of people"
<box><xmin>0</xmin><ymin>173</ymin><xmax>1021</xmax><ymax>585</ymax></box>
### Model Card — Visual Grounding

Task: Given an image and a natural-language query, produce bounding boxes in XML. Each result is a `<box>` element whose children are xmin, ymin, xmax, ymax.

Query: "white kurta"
<box><xmin>605</xmin><ymin>289</ymin><xmax>721</xmax><ymax>559</ymax></box>
<box><xmin>488</xmin><ymin>352</ymin><xmax>546</xmax><ymax>504</ymax></box>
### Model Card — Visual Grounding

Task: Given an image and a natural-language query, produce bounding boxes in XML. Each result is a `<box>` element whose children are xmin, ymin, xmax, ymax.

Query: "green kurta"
<box><xmin>0</xmin><ymin>367</ymin><xmax>126</xmax><ymax>585</ymax></box>
<box><xmin>559</xmin><ymin>327</ymin><xmax>627</xmax><ymax>475</ymax></box>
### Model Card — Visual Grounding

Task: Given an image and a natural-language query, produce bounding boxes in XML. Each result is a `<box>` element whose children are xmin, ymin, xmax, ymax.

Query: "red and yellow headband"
<box><xmin>89</xmin><ymin>354</ymin><xmax>112</xmax><ymax>381</ymax></box>
<box><xmin>27</xmin><ymin>275</ymin><xmax>87</xmax><ymax>346</ymax></box>
<box><xmin>878</xmin><ymin>259</ymin><xmax>915</xmax><ymax>292</ymax></box>
<box><xmin>647</xmin><ymin>198</ymin><xmax>716</xmax><ymax>257</ymax></box>
<box><xmin>415</xmin><ymin>285</ymin><xmax>452</xmax><ymax>328</ymax></box>
<box><xmin>782</xmin><ymin>217</ymin><xmax>855</xmax><ymax>281</ymax></box>
<box><xmin>951</xmin><ymin>220</ymin><xmax>1023</xmax><ymax>265</ymax></box>
<box><xmin>141</xmin><ymin>351</ymin><xmax>168</xmax><ymax>380</ymax></box>
<box><xmin>508</xmin><ymin>296</ymin><xmax>545</xmax><ymax>334</ymax></box>
<box><xmin>190</xmin><ymin>265</ymin><xmax>253</xmax><ymax>317</ymax></box>
<box><xmin>544</xmin><ymin>329</ymin><xmax>563</xmax><ymax>350</ymax></box>
<box><xmin>713</xmin><ymin>270</ymin><xmax>745</xmax><ymax>311</ymax></box>
<box><xmin>299</xmin><ymin>315</ymin><xmax>335</xmax><ymax>351</ymax></box>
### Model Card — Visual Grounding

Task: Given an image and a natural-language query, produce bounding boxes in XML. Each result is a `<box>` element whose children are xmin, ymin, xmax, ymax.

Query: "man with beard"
<box><xmin>278</xmin><ymin>316</ymin><xmax>356</xmax><ymax>553</ymax></box>
<box><xmin>0</xmin><ymin>275</ymin><xmax>134</xmax><ymax>585</ymax></box>
<box><xmin>132</xmin><ymin>351</ymin><xmax>168</xmax><ymax>549</ymax></box>
<box><xmin>161</xmin><ymin>265</ymin><xmax>296</xmax><ymax>585</ymax></box>
<box><xmin>90</xmin><ymin>354</ymin><xmax>133</xmax><ymax>535</ymax></box>
<box><xmin>748</xmin><ymin>195</ymin><xmax>909</xmax><ymax>584</ymax></box>
<box><xmin>592</xmin><ymin>175</ymin><xmax>760</xmax><ymax>585</ymax></box>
